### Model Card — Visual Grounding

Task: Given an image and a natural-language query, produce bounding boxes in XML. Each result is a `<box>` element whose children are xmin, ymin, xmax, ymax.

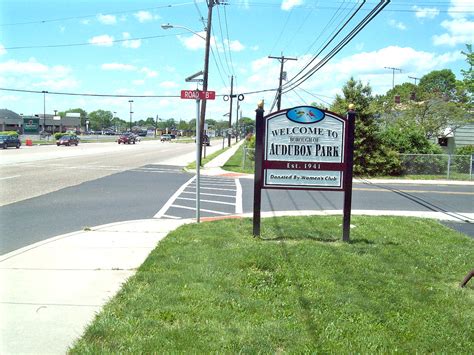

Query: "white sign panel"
<box><xmin>263</xmin><ymin>106</ymin><xmax>346</xmax><ymax>190</ymax></box>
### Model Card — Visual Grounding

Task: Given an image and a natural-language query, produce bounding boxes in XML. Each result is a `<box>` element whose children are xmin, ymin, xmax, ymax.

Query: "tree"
<box><xmin>88</xmin><ymin>110</ymin><xmax>113</xmax><ymax>131</ymax></box>
<box><xmin>461</xmin><ymin>44</ymin><xmax>473</xmax><ymax>104</ymax></box>
<box><xmin>331</xmin><ymin>77</ymin><xmax>398</xmax><ymax>176</ymax></box>
<box><xmin>418</xmin><ymin>69</ymin><xmax>457</xmax><ymax>100</ymax></box>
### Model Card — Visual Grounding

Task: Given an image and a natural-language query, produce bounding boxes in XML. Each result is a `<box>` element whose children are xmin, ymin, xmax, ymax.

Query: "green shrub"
<box><xmin>54</xmin><ymin>132</ymin><xmax>66</xmax><ymax>140</ymax></box>
<box><xmin>0</xmin><ymin>131</ymin><xmax>19</xmax><ymax>136</ymax></box>
<box><xmin>453</xmin><ymin>145</ymin><xmax>474</xmax><ymax>173</ymax></box>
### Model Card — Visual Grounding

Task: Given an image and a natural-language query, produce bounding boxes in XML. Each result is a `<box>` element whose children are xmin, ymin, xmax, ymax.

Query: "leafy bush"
<box><xmin>0</xmin><ymin>131</ymin><xmax>19</xmax><ymax>136</ymax></box>
<box><xmin>453</xmin><ymin>145</ymin><xmax>474</xmax><ymax>173</ymax></box>
<box><xmin>54</xmin><ymin>132</ymin><xmax>66</xmax><ymax>140</ymax></box>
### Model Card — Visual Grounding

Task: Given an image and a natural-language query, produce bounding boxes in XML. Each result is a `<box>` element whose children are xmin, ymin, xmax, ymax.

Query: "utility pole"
<box><xmin>384</xmin><ymin>66</ymin><xmax>402</xmax><ymax>89</ymax></box>
<box><xmin>268</xmin><ymin>54</ymin><xmax>297</xmax><ymax>110</ymax></box>
<box><xmin>199</xmin><ymin>0</ymin><xmax>219</xmax><ymax>164</ymax></box>
<box><xmin>128</xmin><ymin>100</ymin><xmax>134</xmax><ymax>131</ymax></box>
<box><xmin>408</xmin><ymin>76</ymin><xmax>421</xmax><ymax>85</ymax></box>
<box><xmin>227</xmin><ymin>75</ymin><xmax>234</xmax><ymax>147</ymax></box>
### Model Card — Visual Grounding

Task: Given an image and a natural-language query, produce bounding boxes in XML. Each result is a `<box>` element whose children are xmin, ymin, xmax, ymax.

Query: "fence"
<box><xmin>242</xmin><ymin>148</ymin><xmax>473</xmax><ymax>180</ymax></box>
<box><xmin>242</xmin><ymin>147</ymin><xmax>255</xmax><ymax>171</ymax></box>
<box><xmin>399</xmin><ymin>154</ymin><xmax>473</xmax><ymax>180</ymax></box>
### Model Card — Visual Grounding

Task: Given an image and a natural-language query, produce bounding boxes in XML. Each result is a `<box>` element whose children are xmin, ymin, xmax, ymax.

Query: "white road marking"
<box><xmin>0</xmin><ymin>175</ymin><xmax>21</xmax><ymax>180</ymax></box>
<box><xmin>181</xmin><ymin>191</ymin><xmax>235</xmax><ymax>198</ymax></box>
<box><xmin>189</xmin><ymin>185</ymin><xmax>236</xmax><ymax>192</ymax></box>
<box><xmin>235</xmin><ymin>178</ymin><xmax>243</xmax><ymax>214</ymax></box>
<box><xmin>153</xmin><ymin>175</ymin><xmax>196</xmax><ymax>218</ymax></box>
<box><xmin>162</xmin><ymin>214</ymin><xmax>181</xmax><ymax>219</ymax></box>
<box><xmin>176</xmin><ymin>197</ymin><xmax>236</xmax><ymax>206</ymax></box>
<box><xmin>171</xmin><ymin>204</ymin><xmax>230</xmax><ymax>215</ymax></box>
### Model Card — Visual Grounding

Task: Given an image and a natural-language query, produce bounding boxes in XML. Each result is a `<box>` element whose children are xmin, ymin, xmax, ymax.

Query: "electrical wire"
<box><xmin>282</xmin><ymin>0</ymin><xmax>390</xmax><ymax>94</ymax></box>
<box><xmin>0</xmin><ymin>2</ymin><xmax>197</xmax><ymax>27</ymax></box>
<box><xmin>216</xmin><ymin>6</ymin><xmax>232</xmax><ymax>75</ymax></box>
<box><xmin>3</xmin><ymin>32</ymin><xmax>188</xmax><ymax>50</ymax></box>
<box><xmin>283</xmin><ymin>0</ymin><xmax>366</xmax><ymax>91</ymax></box>
<box><xmin>223</xmin><ymin>6</ymin><xmax>235</xmax><ymax>76</ymax></box>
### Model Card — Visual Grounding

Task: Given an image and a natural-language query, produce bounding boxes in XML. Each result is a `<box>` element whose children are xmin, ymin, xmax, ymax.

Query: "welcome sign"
<box><xmin>263</xmin><ymin>106</ymin><xmax>347</xmax><ymax>190</ymax></box>
<box><xmin>252</xmin><ymin>103</ymin><xmax>356</xmax><ymax>241</ymax></box>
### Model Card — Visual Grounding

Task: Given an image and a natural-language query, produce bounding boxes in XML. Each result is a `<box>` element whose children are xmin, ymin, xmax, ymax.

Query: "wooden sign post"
<box><xmin>253</xmin><ymin>103</ymin><xmax>356</xmax><ymax>241</ymax></box>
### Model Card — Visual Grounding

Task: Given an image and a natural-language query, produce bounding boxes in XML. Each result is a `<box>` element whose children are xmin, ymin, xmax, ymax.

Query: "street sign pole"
<box><xmin>196</xmin><ymin>96</ymin><xmax>201</xmax><ymax>223</ymax></box>
<box><xmin>180</xmin><ymin>89</ymin><xmax>215</xmax><ymax>223</ymax></box>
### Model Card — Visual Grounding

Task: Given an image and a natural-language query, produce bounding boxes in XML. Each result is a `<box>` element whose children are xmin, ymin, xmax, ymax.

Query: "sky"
<box><xmin>0</xmin><ymin>0</ymin><xmax>473</xmax><ymax>125</ymax></box>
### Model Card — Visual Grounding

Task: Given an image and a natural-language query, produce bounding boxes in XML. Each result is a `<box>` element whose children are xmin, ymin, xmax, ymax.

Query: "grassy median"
<box><xmin>70</xmin><ymin>216</ymin><xmax>473</xmax><ymax>353</ymax></box>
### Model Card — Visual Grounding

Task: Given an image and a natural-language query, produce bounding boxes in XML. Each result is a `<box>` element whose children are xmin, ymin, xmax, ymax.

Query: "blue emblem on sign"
<box><xmin>286</xmin><ymin>106</ymin><xmax>325</xmax><ymax>124</ymax></box>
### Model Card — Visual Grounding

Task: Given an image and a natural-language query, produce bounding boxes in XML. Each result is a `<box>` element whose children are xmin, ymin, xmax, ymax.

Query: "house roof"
<box><xmin>0</xmin><ymin>109</ymin><xmax>21</xmax><ymax>120</ymax></box>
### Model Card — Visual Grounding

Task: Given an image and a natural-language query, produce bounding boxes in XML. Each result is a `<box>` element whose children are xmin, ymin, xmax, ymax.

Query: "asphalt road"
<box><xmin>1</xmin><ymin>141</ymin><xmax>473</xmax><ymax>254</ymax></box>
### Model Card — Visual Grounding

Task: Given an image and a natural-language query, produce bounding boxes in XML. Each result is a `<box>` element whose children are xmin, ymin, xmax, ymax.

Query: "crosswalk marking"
<box><xmin>155</xmin><ymin>175</ymin><xmax>241</xmax><ymax>220</ymax></box>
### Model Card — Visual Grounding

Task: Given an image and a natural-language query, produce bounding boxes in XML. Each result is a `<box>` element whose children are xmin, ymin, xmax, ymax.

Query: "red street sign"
<box><xmin>180</xmin><ymin>90</ymin><xmax>216</xmax><ymax>100</ymax></box>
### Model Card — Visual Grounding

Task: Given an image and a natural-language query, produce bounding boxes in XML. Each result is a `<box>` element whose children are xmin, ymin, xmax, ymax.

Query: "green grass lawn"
<box><xmin>70</xmin><ymin>216</ymin><xmax>473</xmax><ymax>353</ymax></box>
<box><xmin>186</xmin><ymin>145</ymin><xmax>230</xmax><ymax>169</ymax></box>
<box><xmin>223</xmin><ymin>143</ymin><xmax>254</xmax><ymax>174</ymax></box>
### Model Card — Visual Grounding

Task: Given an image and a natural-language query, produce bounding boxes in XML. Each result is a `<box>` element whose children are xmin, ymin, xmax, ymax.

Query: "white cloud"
<box><xmin>97</xmin><ymin>14</ymin><xmax>117</xmax><ymax>25</ymax></box>
<box><xmin>0</xmin><ymin>58</ymin><xmax>78</xmax><ymax>90</ymax></box>
<box><xmin>448</xmin><ymin>0</ymin><xmax>472</xmax><ymax>19</ymax></box>
<box><xmin>281</xmin><ymin>0</ymin><xmax>303</xmax><ymax>11</ymax></box>
<box><xmin>132</xmin><ymin>80</ymin><xmax>145</xmax><ymax>85</ymax></box>
<box><xmin>121</xmin><ymin>32</ymin><xmax>141</xmax><ymax>49</ymax></box>
<box><xmin>159</xmin><ymin>81</ymin><xmax>179</xmax><ymax>88</ymax></box>
<box><xmin>0</xmin><ymin>44</ymin><xmax>6</xmax><ymax>56</ymax></box>
<box><xmin>433</xmin><ymin>18</ymin><xmax>474</xmax><ymax>46</ymax></box>
<box><xmin>89</xmin><ymin>35</ymin><xmax>114</xmax><ymax>47</ymax></box>
<box><xmin>134</xmin><ymin>11</ymin><xmax>158</xmax><ymax>23</ymax></box>
<box><xmin>323</xmin><ymin>46</ymin><xmax>463</xmax><ymax>75</ymax></box>
<box><xmin>80</xmin><ymin>19</ymin><xmax>90</xmax><ymax>25</ymax></box>
<box><xmin>388</xmin><ymin>19</ymin><xmax>407</xmax><ymax>31</ymax></box>
<box><xmin>250</xmin><ymin>45</ymin><xmax>259</xmax><ymax>51</ymax></box>
<box><xmin>412</xmin><ymin>6</ymin><xmax>440</xmax><ymax>19</ymax></box>
<box><xmin>225</xmin><ymin>39</ymin><xmax>245</xmax><ymax>52</ymax></box>
<box><xmin>101</xmin><ymin>63</ymin><xmax>137</xmax><ymax>71</ymax></box>
<box><xmin>32</xmin><ymin>78</ymin><xmax>79</xmax><ymax>90</ymax></box>
<box><xmin>141</xmin><ymin>67</ymin><xmax>158</xmax><ymax>78</ymax></box>
<box><xmin>178</xmin><ymin>32</ymin><xmax>207</xmax><ymax>50</ymax></box>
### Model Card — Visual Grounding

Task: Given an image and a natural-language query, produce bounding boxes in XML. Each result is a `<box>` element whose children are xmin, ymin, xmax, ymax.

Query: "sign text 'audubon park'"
<box><xmin>263</xmin><ymin>106</ymin><xmax>346</xmax><ymax>189</ymax></box>
<box><xmin>253</xmin><ymin>102</ymin><xmax>356</xmax><ymax>241</ymax></box>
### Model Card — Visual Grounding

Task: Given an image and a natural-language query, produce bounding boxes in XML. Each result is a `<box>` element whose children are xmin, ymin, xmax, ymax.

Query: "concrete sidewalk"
<box><xmin>1</xmin><ymin>139</ymin><xmax>472</xmax><ymax>354</ymax></box>
<box><xmin>0</xmin><ymin>219</ymin><xmax>192</xmax><ymax>354</ymax></box>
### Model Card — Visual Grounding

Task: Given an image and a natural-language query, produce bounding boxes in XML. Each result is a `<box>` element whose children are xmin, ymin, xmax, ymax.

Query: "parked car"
<box><xmin>117</xmin><ymin>133</ymin><xmax>136</xmax><ymax>144</ymax></box>
<box><xmin>160</xmin><ymin>134</ymin><xmax>172</xmax><ymax>142</ymax></box>
<box><xmin>56</xmin><ymin>135</ymin><xmax>79</xmax><ymax>146</ymax></box>
<box><xmin>0</xmin><ymin>135</ymin><xmax>21</xmax><ymax>149</ymax></box>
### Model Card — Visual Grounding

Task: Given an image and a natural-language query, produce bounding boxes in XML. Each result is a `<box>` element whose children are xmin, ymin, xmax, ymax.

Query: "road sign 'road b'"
<box><xmin>180</xmin><ymin>90</ymin><xmax>216</xmax><ymax>100</ymax></box>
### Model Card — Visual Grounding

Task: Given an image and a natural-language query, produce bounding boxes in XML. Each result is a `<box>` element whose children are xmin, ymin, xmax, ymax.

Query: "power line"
<box><xmin>0</xmin><ymin>87</ymin><xmax>180</xmax><ymax>98</ymax></box>
<box><xmin>223</xmin><ymin>6</ymin><xmax>235</xmax><ymax>75</ymax></box>
<box><xmin>0</xmin><ymin>2</ymin><xmax>196</xmax><ymax>27</ymax></box>
<box><xmin>3</xmin><ymin>32</ymin><xmax>187</xmax><ymax>50</ymax></box>
<box><xmin>282</xmin><ymin>0</ymin><xmax>389</xmax><ymax>94</ymax></box>
<box><xmin>282</xmin><ymin>0</ymin><xmax>366</xmax><ymax>92</ymax></box>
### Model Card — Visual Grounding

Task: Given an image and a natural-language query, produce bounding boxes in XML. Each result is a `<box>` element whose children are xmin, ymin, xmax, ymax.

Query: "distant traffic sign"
<box><xmin>180</xmin><ymin>90</ymin><xmax>216</xmax><ymax>100</ymax></box>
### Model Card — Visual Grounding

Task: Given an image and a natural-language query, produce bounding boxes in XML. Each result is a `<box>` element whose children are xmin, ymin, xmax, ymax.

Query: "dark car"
<box><xmin>56</xmin><ymin>135</ymin><xmax>79</xmax><ymax>146</ymax></box>
<box><xmin>0</xmin><ymin>135</ymin><xmax>21</xmax><ymax>149</ymax></box>
<box><xmin>202</xmin><ymin>135</ymin><xmax>210</xmax><ymax>146</ymax></box>
<box><xmin>117</xmin><ymin>133</ymin><xmax>136</xmax><ymax>144</ymax></box>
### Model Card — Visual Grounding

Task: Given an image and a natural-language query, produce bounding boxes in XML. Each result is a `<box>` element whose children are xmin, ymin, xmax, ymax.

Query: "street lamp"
<box><xmin>113</xmin><ymin>111</ymin><xmax>117</xmax><ymax>132</ymax></box>
<box><xmin>128</xmin><ymin>100</ymin><xmax>134</xmax><ymax>131</ymax></box>
<box><xmin>42</xmin><ymin>90</ymin><xmax>48</xmax><ymax>134</ymax></box>
<box><xmin>161</xmin><ymin>20</ymin><xmax>211</xmax><ymax>163</ymax></box>
<box><xmin>161</xmin><ymin>23</ymin><xmax>206</xmax><ymax>40</ymax></box>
